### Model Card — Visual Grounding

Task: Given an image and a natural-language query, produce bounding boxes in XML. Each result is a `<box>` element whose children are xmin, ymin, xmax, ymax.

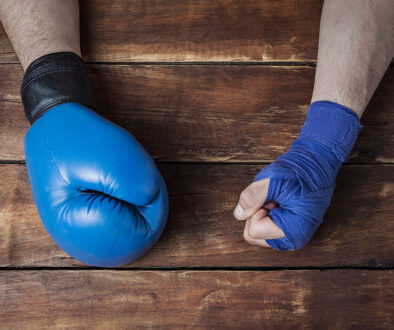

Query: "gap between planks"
<box><xmin>0</xmin><ymin>61</ymin><xmax>393</xmax><ymax>67</ymax></box>
<box><xmin>0</xmin><ymin>266</ymin><xmax>393</xmax><ymax>271</ymax></box>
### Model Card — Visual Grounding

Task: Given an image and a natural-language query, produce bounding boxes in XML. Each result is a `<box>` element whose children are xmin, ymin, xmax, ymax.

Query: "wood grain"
<box><xmin>0</xmin><ymin>0</ymin><xmax>323</xmax><ymax>63</ymax></box>
<box><xmin>0</xmin><ymin>270</ymin><xmax>392</xmax><ymax>329</ymax></box>
<box><xmin>1</xmin><ymin>65</ymin><xmax>393</xmax><ymax>163</ymax></box>
<box><xmin>1</xmin><ymin>163</ymin><xmax>393</xmax><ymax>268</ymax></box>
<box><xmin>0</xmin><ymin>1</ymin><xmax>392</xmax><ymax>326</ymax></box>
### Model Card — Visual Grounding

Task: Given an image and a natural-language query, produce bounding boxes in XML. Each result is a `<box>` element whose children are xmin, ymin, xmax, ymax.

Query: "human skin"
<box><xmin>234</xmin><ymin>0</ymin><xmax>394</xmax><ymax>248</ymax></box>
<box><xmin>0</xmin><ymin>0</ymin><xmax>80</xmax><ymax>71</ymax></box>
<box><xmin>0</xmin><ymin>0</ymin><xmax>393</xmax><ymax>249</ymax></box>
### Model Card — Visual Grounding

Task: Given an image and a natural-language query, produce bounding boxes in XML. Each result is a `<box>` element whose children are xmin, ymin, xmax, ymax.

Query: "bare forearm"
<box><xmin>311</xmin><ymin>0</ymin><xmax>394</xmax><ymax>117</ymax></box>
<box><xmin>0</xmin><ymin>0</ymin><xmax>80</xmax><ymax>70</ymax></box>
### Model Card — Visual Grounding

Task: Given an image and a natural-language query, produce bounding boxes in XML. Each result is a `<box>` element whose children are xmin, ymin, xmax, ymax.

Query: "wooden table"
<box><xmin>0</xmin><ymin>1</ymin><xmax>393</xmax><ymax>328</ymax></box>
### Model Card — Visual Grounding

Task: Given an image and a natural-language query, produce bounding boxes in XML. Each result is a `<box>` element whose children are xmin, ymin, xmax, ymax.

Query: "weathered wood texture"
<box><xmin>1</xmin><ymin>164</ymin><xmax>392</xmax><ymax>268</ymax></box>
<box><xmin>0</xmin><ymin>1</ymin><xmax>392</xmax><ymax>327</ymax></box>
<box><xmin>0</xmin><ymin>270</ymin><xmax>392</xmax><ymax>329</ymax></box>
<box><xmin>0</xmin><ymin>0</ymin><xmax>323</xmax><ymax>63</ymax></box>
<box><xmin>1</xmin><ymin>65</ymin><xmax>393</xmax><ymax>163</ymax></box>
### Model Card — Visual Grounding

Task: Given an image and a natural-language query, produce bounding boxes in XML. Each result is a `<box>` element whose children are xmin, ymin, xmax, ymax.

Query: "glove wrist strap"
<box><xmin>298</xmin><ymin>101</ymin><xmax>363</xmax><ymax>162</ymax></box>
<box><xmin>20</xmin><ymin>52</ymin><xmax>97</xmax><ymax>124</ymax></box>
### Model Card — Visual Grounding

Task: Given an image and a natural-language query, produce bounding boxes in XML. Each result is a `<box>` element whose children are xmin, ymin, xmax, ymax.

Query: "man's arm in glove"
<box><xmin>0</xmin><ymin>0</ymin><xmax>169</xmax><ymax>266</ymax></box>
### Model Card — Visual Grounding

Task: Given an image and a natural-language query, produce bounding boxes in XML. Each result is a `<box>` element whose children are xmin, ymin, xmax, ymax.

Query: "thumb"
<box><xmin>234</xmin><ymin>178</ymin><xmax>270</xmax><ymax>220</ymax></box>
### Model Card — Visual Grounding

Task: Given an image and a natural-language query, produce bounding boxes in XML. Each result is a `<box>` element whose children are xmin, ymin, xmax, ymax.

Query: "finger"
<box><xmin>248</xmin><ymin>212</ymin><xmax>285</xmax><ymax>240</ymax></box>
<box><xmin>243</xmin><ymin>219</ymin><xmax>270</xmax><ymax>247</ymax></box>
<box><xmin>234</xmin><ymin>178</ymin><xmax>270</xmax><ymax>220</ymax></box>
<box><xmin>241</xmin><ymin>200</ymin><xmax>277</xmax><ymax>228</ymax></box>
<box><xmin>250</xmin><ymin>208</ymin><xmax>268</xmax><ymax>223</ymax></box>
<box><xmin>263</xmin><ymin>201</ymin><xmax>277</xmax><ymax>211</ymax></box>
<box><xmin>235</xmin><ymin>200</ymin><xmax>276</xmax><ymax>224</ymax></box>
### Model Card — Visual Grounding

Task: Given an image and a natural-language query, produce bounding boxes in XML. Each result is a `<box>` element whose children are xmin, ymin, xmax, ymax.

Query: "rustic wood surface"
<box><xmin>0</xmin><ymin>270</ymin><xmax>392</xmax><ymax>329</ymax></box>
<box><xmin>0</xmin><ymin>0</ymin><xmax>393</xmax><ymax>328</ymax></box>
<box><xmin>0</xmin><ymin>0</ymin><xmax>323</xmax><ymax>63</ymax></box>
<box><xmin>1</xmin><ymin>65</ymin><xmax>393</xmax><ymax>163</ymax></box>
<box><xmin>1</xmin><ymin>164</ymin><xmax>393</xmax><ymax>268</ymax></box>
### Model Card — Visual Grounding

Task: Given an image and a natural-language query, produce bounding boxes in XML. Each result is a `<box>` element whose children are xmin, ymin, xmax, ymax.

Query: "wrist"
<box><xmin>298</xmin><ymin>101</ymin><xmax>363</xmax><ymax>163</ymax></box>
<box><xmin>20</xmin><ymin>52</ymin><xmax>97</xmax><ymax>124</ymax></box>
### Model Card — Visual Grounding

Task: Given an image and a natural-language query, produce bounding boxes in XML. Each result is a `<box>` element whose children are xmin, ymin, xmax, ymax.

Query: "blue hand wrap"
<box><xmin>255</xmin><ymin>101</ymin><xmax>363</xmax><ymax>250</ymax></box>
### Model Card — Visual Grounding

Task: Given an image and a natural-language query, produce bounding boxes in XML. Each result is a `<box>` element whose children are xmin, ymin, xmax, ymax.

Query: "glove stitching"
<box><xmin>40</xmin><ymin>120</ymin><xmax>70</xmax><ymax>187</ymax></box>
<box><xmin>24</xmin><ymin>63</ymin><xmax>82</xmax><ymax>77</ymax></box>
<box><xmin>21</xmin><ymin>67</ymin><xmax>84</xmax><ymax>90</ymax></box>
<box><xmin>31</xmin><ymin>97</ymin><xmax>74</xmax><ymax>122</ymax></box>
<box><xmin>22</xmin><ymin>68</ymin><xmax>78</xmax><ymax>86</ymax></box>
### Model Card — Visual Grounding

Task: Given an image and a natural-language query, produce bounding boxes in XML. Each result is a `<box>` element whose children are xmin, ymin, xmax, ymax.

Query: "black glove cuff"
<box><xmin>20</xmin><ymin>52</ymin><xmax>97</xmax><ymax>124</ymax></box>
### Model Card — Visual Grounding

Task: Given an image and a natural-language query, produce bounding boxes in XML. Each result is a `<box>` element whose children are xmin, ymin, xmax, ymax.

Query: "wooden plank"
<box><xmin>0</xmin><ymin>0</ymin><xmax>323</xmax><ymax>63</ymax></box>
<box><xmin>1</xmin><ymin>65</ymin><xmax>393</xmax><ymax>163</ymax></box>
<box><xmin>1</xmin><ymin>164</ymin><xmax>393</xmax><ymax>268</ymax></box>
<box><xmin>0</xmin><ymin>270</ymin><xmax>392</xmax><ymax>328</ymax></box>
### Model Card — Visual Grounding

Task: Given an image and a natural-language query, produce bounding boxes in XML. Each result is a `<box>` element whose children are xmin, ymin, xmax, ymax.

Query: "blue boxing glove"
<box><xmin>254</xmin><ymin>101</ymin><xmax>363</xmax><ymax>250</ymax></box>
<box><xmin>21</xmin><ymin>52</ymin><xmax>168</xmax><ymax>266</ymax></box>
